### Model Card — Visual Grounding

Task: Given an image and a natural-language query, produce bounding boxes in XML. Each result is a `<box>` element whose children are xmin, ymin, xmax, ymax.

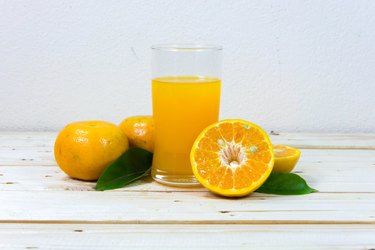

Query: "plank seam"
<box><xmin>0</xmin><ymin>220</ymin><xmax>374</xmax><ymax>225</ymax></box>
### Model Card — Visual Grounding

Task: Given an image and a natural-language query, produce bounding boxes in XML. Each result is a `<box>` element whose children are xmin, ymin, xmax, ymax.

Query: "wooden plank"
<box><xmin>1</xmin><ymin>142</ymin><xmax>374</xmax><ymax>167</ymax></box>
<box><xmin>0</xmin><ymin>224</ymin><xmax>374</xmax><ymax>249</ymax></box>
<box><xmin>1</xmin><ymin>132</ymin><xmax>374</xmax><ymax>166</ymax></box>
<box><xmin>0</xmin><ymin>132</ymin><xmax>375</xmax><ymax>149</ymax></box>
<box><xmin>1</xmin><ymin>159</ymin><xmax>374</xmax><ymax>193</ymax></box>
<box><xmin>271</xmin><ymin>132</ymin><xmax>375</xmax><ymax>149</ymax></box>
<box><xmin>0</xmin><ymin>147</ymin><xmax>374</xmax><ymax>192</ymax></box>
<box><xmin>0</xmin><ymin>191</ymin><xmax>374</xmax><ymax>224</ymax></box>
<box><xmin>0</xmin><ymin>132</ymin><xmax>55</xmax><ymax>147</ymax></box>
<box><xmin>0</xmin><ymin>148</ymin><xmax>54</xmax><ymax>166</ymax></box>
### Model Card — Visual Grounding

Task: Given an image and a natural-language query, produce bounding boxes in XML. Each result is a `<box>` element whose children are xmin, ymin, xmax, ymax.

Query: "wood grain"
<box><xmin>0</xmin><ymin>132</ymin><xmax>374</xmax><ymax>249</ymax></box>
<box><xmin>0</xmin><ymin>191</ymin><xmax>374</xmax><ymax>224</ymax></box>
<box><xmin>1</xmin><ymin>148</ymin><xmax>374</xmax><ymax>192</ymax></box>
<box><xmin>0</xmin><ymin>224</ymin><xmax>374</xmax><ymax>249</ymax></box>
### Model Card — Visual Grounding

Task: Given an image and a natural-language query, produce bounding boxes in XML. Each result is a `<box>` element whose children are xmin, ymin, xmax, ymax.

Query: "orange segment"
<box><xmin>190</xmin><ymin>119</ymin><xmax>274</xmax><ymax>197</ymax></box>
<box><xmin>233</xmin><ymin>122</ymin><xmax>246</xmax><ymax>143</ymax></box>
<box><xmin>273</xmin><ymin>144</ymin><xmax>301</xmax><ymax>173</ymax></box>
<box><xmin>218</xmin><ymin>122</ymin><xmax>233</xmax><ymax>142</ymax></box>
<box><xmin>207</xmin><ymin>166</ymin><xmax>226</xmax><ymax>186</ymax></box>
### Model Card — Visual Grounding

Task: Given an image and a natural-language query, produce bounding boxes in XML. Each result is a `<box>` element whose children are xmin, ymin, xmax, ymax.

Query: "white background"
<box><xmin>1</xmin><ymin>0</ymin><xmax>374</xmax><ymax>132</ymax></box>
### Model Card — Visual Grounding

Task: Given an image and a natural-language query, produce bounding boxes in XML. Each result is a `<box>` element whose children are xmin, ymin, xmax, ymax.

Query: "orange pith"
<box><xmin>190</xmin><ymin>120</ymin><xmax>274</xmax><ymax>197</ymax></box>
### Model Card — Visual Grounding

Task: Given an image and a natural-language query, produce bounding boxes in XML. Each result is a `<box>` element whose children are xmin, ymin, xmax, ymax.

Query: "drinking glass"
<box><xmin>151</xmin><ymin>44</ymin><xmax>222</xmax><ymax>186</ymax></box>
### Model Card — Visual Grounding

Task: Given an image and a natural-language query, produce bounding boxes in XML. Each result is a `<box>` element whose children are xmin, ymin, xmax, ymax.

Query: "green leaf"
<box><xmin>95</xmin><ymin>147</ymin><xmax>153</xmax><ymax>191</ymax></box>
<box><xmin>256</xmin><ymin>172</ymin><xmax>318</xmax><ymax>195</ymax></box>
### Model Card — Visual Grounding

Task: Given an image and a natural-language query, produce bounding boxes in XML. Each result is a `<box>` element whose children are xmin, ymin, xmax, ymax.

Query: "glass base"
<box><xmin>152</xmin><ymin>169</ymin><xmax>201</xmax><ymax>187</ymax></box>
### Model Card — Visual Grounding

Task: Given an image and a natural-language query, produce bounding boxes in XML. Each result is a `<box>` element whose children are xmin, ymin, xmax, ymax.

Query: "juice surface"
<box><xmin>152</xmin><ymin>76</ymin><xmax>221</xmax><ymax>176</ymax></box>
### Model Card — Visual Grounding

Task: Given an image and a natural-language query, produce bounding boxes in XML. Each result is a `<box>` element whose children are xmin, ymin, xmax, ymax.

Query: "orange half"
<box><xmin>273</xmin><ymin>144</ymin><xmax>301</xmax><ymax>173</ymax></box>
<box><xmin>190</xmin><ymin>119</ymin><xmax>274</xmax><ymax>197</ymax></box>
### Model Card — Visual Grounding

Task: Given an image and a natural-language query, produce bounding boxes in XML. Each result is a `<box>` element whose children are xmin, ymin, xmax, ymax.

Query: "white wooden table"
<box><xmin>0</xmin><ymin>132</ymin><xmax>374</xmax><ymax>249</ymax></box>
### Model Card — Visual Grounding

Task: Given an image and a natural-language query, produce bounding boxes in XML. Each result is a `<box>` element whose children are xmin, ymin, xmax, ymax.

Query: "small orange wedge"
<box><xmin>273</xmin><ymin>144</ymin><xmax>301</xmax><ymax>173</ymax></box>
<box><xmin>190</xmin><ymin>119</ymin><xmax>274</xmax><ymax>197</ymax></box>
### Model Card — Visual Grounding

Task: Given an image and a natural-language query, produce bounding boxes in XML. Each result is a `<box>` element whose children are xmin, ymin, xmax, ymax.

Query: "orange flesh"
<box><xmin>192</xmin><ymin>121</ymin><xmax>273</xmax><ymax>191</ymax></box>
<box><xmin>274</xmin><ymin>145</ymin><xmax>297</xmax><ymax>157</ymax></box>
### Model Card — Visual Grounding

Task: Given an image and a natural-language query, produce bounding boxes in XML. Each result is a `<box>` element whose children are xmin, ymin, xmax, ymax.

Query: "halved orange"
<box><xmin>273</xmin><ymin>144</ymin><xmax>301</xmax><ymax>173</ymax></box>
<box><xmin>190</xmin><ymin>119</ymin><xmax>274</xmax><ymax>197</ymax></box>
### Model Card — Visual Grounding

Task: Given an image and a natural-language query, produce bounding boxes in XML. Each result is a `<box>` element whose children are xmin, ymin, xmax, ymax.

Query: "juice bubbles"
<box><xmin>151</xmin><ymin>76</ymin><xmax>221</xmax><ymax>184</ymax></box>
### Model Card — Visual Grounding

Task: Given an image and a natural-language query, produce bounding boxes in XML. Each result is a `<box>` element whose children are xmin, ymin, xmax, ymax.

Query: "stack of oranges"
<box><xmin>54</xmin><ymin>116</ymin><xmax>154</xmax><ymax>181</ymax></box>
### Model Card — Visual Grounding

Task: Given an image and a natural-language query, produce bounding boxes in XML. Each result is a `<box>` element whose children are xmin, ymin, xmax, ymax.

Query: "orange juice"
<box><xmin>151</xmin><ymin>76</ymin><xmax>221</xmax><ymax>183</ymax></box>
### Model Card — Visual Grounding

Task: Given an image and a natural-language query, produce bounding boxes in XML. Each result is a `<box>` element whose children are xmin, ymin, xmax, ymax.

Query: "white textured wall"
<box><xmin>1</xmin><ymin>0</ymin><xmax>374</xmax><ymax>132</ymax></box>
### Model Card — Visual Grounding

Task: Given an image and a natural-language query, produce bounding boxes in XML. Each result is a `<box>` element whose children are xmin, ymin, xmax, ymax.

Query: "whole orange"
<box><xmin>119</xmin><ymin>116</ymin><xmax>154</xmax><ymax>152</ymax></box>
<box><xmin>54</xmin><ymin>121</ymin><xmax>129</xmax><ymax>181</ymax></box>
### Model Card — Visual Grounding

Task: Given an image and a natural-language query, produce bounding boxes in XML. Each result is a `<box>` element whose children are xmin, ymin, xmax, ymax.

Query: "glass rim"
<box><xmin>151</xmin><ymin>44</ymin><xmax>223</xmax><ymax>52</ymax></box>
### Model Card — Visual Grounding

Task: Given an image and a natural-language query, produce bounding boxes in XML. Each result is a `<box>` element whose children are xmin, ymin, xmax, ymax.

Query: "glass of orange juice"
<box><xmin>151</xmin><ymin>44</ymin><xmax>222</xmax><ymax>186</ymax></box>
